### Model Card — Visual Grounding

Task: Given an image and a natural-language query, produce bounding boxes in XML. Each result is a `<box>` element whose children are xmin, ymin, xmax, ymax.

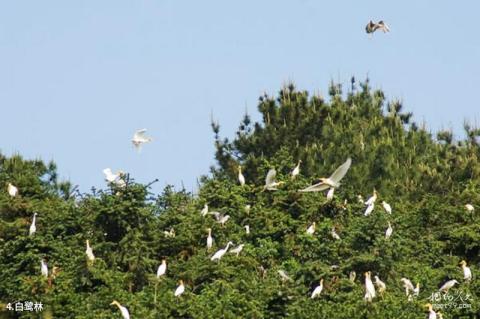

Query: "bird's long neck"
<box><xmin>32</xmin><ymin>215</ymin><xmax>36</xmax><ymax>224</ymax></box>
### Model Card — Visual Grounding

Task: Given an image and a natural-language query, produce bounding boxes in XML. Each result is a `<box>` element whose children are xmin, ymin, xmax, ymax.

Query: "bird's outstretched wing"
<box><xmin>328</xmin><ymin>158</ymin><xmax>352</xmax><ymax>184</ymax></box>
<box><xmin>299</xmin><ymin>182</ymin><xmax>330</xmax><ymax>192</ymax></box>
<box><xmin>134</xmin><ymin>129</ymin><xmax>148</xmax><ymax>139</ymax></box>
<box><xmin>265</xmin><ymin>169</ymin><xmax>276</xmax><ymax>186</ymax></box>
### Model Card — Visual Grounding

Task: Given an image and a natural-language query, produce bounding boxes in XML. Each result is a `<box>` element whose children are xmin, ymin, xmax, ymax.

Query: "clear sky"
<box><xmin>1</xmin><ymin>1</ymin><xmax>479</xmax><ymax>193</ymax></box>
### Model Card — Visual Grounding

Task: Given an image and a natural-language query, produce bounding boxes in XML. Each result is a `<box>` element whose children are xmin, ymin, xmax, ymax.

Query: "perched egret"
<box><xmin>364</xmin><ymin>271</ymin><xmax>376</xmax><ymax>302</ymax></box>
<box><xmin>7</xmin><ymin>183</ymin><xmax>18</xmax><ymax>197</ymax></box>
<box><xmin>230</xmin><ymin>244</ymin><xmax>244</xmax><ymax>256</ymax></box>
<box><xmin>331</xmin><ymin>227</ymin><xmax>341</xmax><ymax>240</ymax></box>
<box><xmin>278</xmin><ymin>270</ymin><xmax>292</xmax><ymax>282</ymax></box>
<box><xmin>460</xmin><ymin>260</ymin><xmax>472</xmax><ymax>281</ymax></box>
<box><xmin>131</xmin><ymin>129</ymin><xmax>152</xmax><ymax>151</ymax></box>
<box><xmin>306</xmin><ymin>222</ymin><xmax>316</xmax><ymax>235</ymax></box>
<box><xmin>85</xmin><ymin>240</ymin><xmax>95</xmax><ymax>263</ymax></box>
<box><xmin>102</xmin><ymin>168</ymin><xmax>126</xmax><ymax>187</ymax></box>
<box><xmin>264</xmin><ymin>169</ymin><xmax>284</xmax><ymax>191</ymax></box>
<box><xmin>365</xmin><ymin>190</ymin><xmax>378</xmax><ymax>206</ymax></box>
<box><xmin>357</xmin><ymin>195</ymin><xmax>364</xmax><ymax>204</ymax></box>
<box><xmin>465</xmin><ymin>204</ymin><xmax>474</xmax><ymax>212</ymax></box>
<box><xmin>424</xmin><ymin>303</ymin><xmax>437</xmax><ymax>319</ymax></box>
<box><xmin>291</xmin><ymin>160</ymin><xmax>301</xmax><ymax>179</ymax></box>
<box><xmin>401</xmin><ymin>278</ymin><xmax>415</xmax><ymax>296</ymax></box>
<box><xmin>174</xmin><ymin>280</ymin><xmax>185</xmax><ymax>297</ymax></box>
<box><xmin>382</xmin><ymin>201</ymin><xmax>392</xmax><ymax>214</ymax></box>
<box><xmin>238</xmin><ymin>166</ymin><xmax>245</xmax><ymax>186</ymax></box>
<box><xmin>413</xmin><ymin>283</ymin><xmax>420</xmax><ymax>297</ymax></box>
<box><xmin>29</xmin><ymin>213</ymin><xmax>37</xmax><ymax>236</ymax></box>
<box><xmin>326</xmin><ymin>188</ymin><xmax>335</xmax><ymax>201</ymax></box>
<box><xmin>200</xmin><ymin>204</ymin><xmax>209</xmax><ymax>217</ymax></box>
<box><xmin>244</xmin><ymin>225</ymin><xmax>250</xmax><ymax>235</ymax></box>
<box><xmin>349</xmin><ymin>271</ymin><xmax>356</xmax><ymax>283</ymax></box>
<box><xmin>364</xmin><ymin>203</ymin><xmax>374</xmax><ymax>216</ymax></box>
<box><xmin>211</xmin><ymin>241</ymin><xmax>233</xmax><ymax>261</ymax></box>
<box><xmin>206</xmin><ymin>228</ymin><xmax>213</xmax><ymax>251</ymax></box>
<box><xmin>374</xmin><ymin>276</ymin><xmax>386</xmax><ymax>293</ymax></box>
<box><xmin>311</xmin><ymin>279</ymin><xmax>324</xmax><ymax>299</ymax></box>
<box><xmin>157</xmin><ymin>259</ymin><xmax>167</xmax><ymax>278</ymax></box>
<box><xmin>299</xmin><ymin>158</ymin><xmax>352</xmax><ymax>192</ymax></box>
<box><xmin>163</xmin><ymin>228</ymin><xmax>175</xmax><ymax>238</ymax></box>
<box><xmin>41</xmin><ymin>259</ymin><xmax>48</xmax><ymax>278</ymax></box>
<box><xmin>365</xmin><ymin>20</ymin><xmax>390</xmax><ymax>34</ymax></box>
<box><xmin>111</xmin><ymin>300</ymin><xmax>130</xmax><ymax>319</ymax></box>
<box><xmin>244</xmin><ymin>204</ymin><xmax>251</xmax><ymax>214</ymax></box>
<box><xmin>439</xmin><ymin>279</ymin><xmax>458</xmax><ymax>293</ymax></box>
<box><xmin>385</xmin><ymin>222</ymin><xmax>393</xmax><ymax>239</ymax></box>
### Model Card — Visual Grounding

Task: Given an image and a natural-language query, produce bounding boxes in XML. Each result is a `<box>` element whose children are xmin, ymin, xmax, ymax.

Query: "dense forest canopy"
<box><xmin>1</xmin><ymin>80</ymin><xmax>479</xmax><ymax>318</ymax></box>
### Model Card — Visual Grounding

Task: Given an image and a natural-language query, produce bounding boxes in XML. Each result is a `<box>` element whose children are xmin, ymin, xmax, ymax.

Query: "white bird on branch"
<box><xmin>29</xmin><ymin>213</ymin><xmax>37</xmax><ymax>236</ymax></box>
<box><xmin>230</xmin><ymin>244</ymin><xmax>244</xmax><ymax>256</ymax></box>
<box><xmin>264</xmin><ymin>168</ymin><xmax>284</xmax><ymax>191</ymax></box>
<box><xmin>311</xmin><ymin>279</ymin><xmax>324</xmax><ymax>298</ymax></box>
<box><xmin>211</xmin><ymin>241</ymin><xmax>233</xmax><ymax>261</ymax></box>
<box><xmin>291</xmin><ymin>160</ymin><xmax>302</xmax><ymax>179</ymax></box>
<box><xmin>7</xmin><ymin>183</ymin><xmax>18</xmax><ymax>197</ymax></box>
<box><xmin>111</xmin><ymin>300</ymin><xmax>130</xmax><ymax>319</ymax></box>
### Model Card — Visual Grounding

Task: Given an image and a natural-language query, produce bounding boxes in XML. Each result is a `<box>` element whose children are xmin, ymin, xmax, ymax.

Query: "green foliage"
<box><xmin>1</xmin><ymin>81</ymin><xmax>480</xmax><ymax>318</ymax></box>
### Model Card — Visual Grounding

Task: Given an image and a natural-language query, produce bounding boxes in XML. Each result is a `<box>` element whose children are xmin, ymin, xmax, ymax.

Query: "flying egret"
<box><xmin>326</xmin><ymin>188</ymin><xmax>335</xmax><ymax>201</ymax></box>
<box><xmin>238</xmin><ymin>166</ymin><xmax>245</xmax><ymax>186</ymax></box>
<box><xmin>365</xmin><ymin>190</ymin><xmax>378</xmax><ymax>206</ymax></box>
<box><xmin>244</xmin><ymin>225</ymin><xmax>250</xmax><ymax>235</ymax></box>
<box><xmin>41</xmin><ymin>259</ymin><xmax>48</xmax><ymax>278</ymax></box>
<box><xmin>174</xmin><ymin>280</ymin><xmax>185</xmax><ymax>297</ymax></box>
<box><xmin>156</xmin><ymin>259</ymin><xmax>167</xmax><ymax>279</ymax></box>
<box><xmin>230</xmin><ymin>244</ymin><xmax>244</xmax><ymax>256</ymax></box>
<box><xmin>331</xmin><ymin>227</ymin><xmax>341</xmax><ymax>240</ymax></box>
<box><xmin>460</xmin><ymin>260</ymin><xmax>472</xmax><ymax>281</ymax></box>
<box><xmin>364</xmin><ymin>203</ymin><xmax>374</xmax><ymax>216</ymax></box>
<box><xmin>465</xmin><ymin>204</ymin><xmax>474</xmax><ymax>212</ymax></box>
<box><xmin>200</xmin><ymin>204</ymin><xmax>209</xmax><ymax>217</ymax></box>
<box><xmin>439</xmin><ymin>279</ymin><xmax>458</xmax><ymax>293</ymax></box>
<box><xmin>278</xmin><ymin>270</ymin><xmax>292</xmax><ymax>282</ymax></box>
<box><xmin>382</xmin><ymin>201</ymin><xmax>392</xmax><ymax>214</ymax></box>
<box><xmin>111</xmin><ymin>300</ymin><xmax>130</xmax><ymax>319</ymax></box>
<box><xmin>364</xmin><ymin>271</ymin><xmax>376</xmax><ymax>302</ymax></box>
<box><xmin>385</xmin><ymin>222</ymin><xmax>393</xmax><ymax>239</ymax></box>
<box><xmin>102</xmin><ymin>168</ymin><xmax>125</xmax><ymax>187</ymax></box>
<box><xmin>85</xmin><ymin>240</ymin><xmax>95</xmax><ymax>263</ymax></box>
<box><xmin>209</xmin><ymin>212</ymin><xmax>230</xmax><ymax>227</ymax></box>
<box><xmin>29</xmin><ymin>213</ymin><xmax>37</xmax><ymax>236</ymax></box>
<box><xmin>311</xmin><ymin>279</ymin><xmax>324</xmax><ymax>299</ymax></box>
<box><xmin>401</xmin><ymin>278</ymin><xmax>415</xmax><ymax>296</ymax></box>
<box><xmin>163</xmin><ymin>228</ymin><xmax>175</xmax><ymax>238</ymax></box>
<box><xmin>264</xmin><ymin>168</ymin><xmax>284</xmax><ymax>191</ymax></box>
<box><xmin>291</xmin><ymin>160</ymin><xmax>301</xmax><ymax>179</ymax></box>
<box><xmin>374</xmin><ymin>275</ymin><xmax>386</xmax><ymax>293</ymax></box>
<box><xmin>425</xmin><ymin>303</ymin><xmax>437</xmax><ymax>319</ymax></box>
<box><xmin>7</xmin><ymin>183</ymin><xmax>18</xmax><ymax>197</ymax></box>
<box><xmin>206</xmin><ymin>228</ymin><xmax>213</xmax><ymax>251</ymax></box>
<box><xmin>365</xmin><ymin>20</ymin><xmax>390</xmax><ymax>34</ymax></box>
<box><xmin>131</xmin><ymin>129</ymin><xmax>152</xmax><ymax>151</ymax></box>
<box><xmin>306</xmin><ymin>222</ymin><xmax>316</xmax><ymax>235</ymax></box>
<box><xmin>299</xmin><ymin>158</ymin><xmax>352</xmax><ymax>192</ymax></box>
<box><xmin>211</xmin><ymin>241</ymin><xmax>233</xmax><ymax>261</ymax></box>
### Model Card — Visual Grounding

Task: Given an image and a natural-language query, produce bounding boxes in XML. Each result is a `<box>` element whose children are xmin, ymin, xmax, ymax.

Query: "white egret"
<box><xmin>299</xmin><ymin>158</ymin><xmax>352</xmax><ymax>192</ymax></box>
<box><xmin>425</xmin><ymin>303</ymin><xmax>437</xmax><ymax>319</ymax></box>
<box><xmin>349</xmin><ymin>271</ymin><xmax>356</xmax><ymax>283</ymax></box>
<box><xmin>291</xmin><ymin>160</ymin><xmax>301</xmax><ymax>179</ymax></box>
<box><xmin>209</xmin><ymin>212</ymin><xmax>230</xmax><ymax>227</ymax></box>
<box><xmin>460</xmin><ymin>260</ymin><xmax>472</xmax><ymax>281</ymax></box>
<box><xmin>174</xmin><ymin>280</ymin><xmax>185</xmax><ymax>297</ymax></box>
<box><xmin>211</xmin><ymin>241</ymin><xmax>233</xmax><ymax>261</ymax></box>
<box><xmin>163</xmin><ymin>228</ymin><xmax>175</xmax><ymax>238</ymax></box>
<box><xmin>311</xmin><ymin>279</ymin><xmax>324</xmax><ymax>299</ymax></box>
<box><xmin>102</xmin><ymin>169</ymin><xmax>125</xmax><ymax>188</ymax></box>
<box><xmin>465</xmin><ymin>204</ymin><xmax>474</xmax><ymax>212</ymax></box>
<box><xmin>382</xmin><ymin>201</ymin><xmax>392</xmax><ymax>214</ymax></box>
<box><xmin>111</xmin><ymin>300</ymin><xmax>130</xmax><ymax>319</ymax></box>
<box><xmin>364</xmin><ymin>203</ymin><xmax>374</xmax><ymax>216</ymax></box>
<box><xmin>200</xmin><ymin>204</ymin><xmax>209</xmax><ymax>217</ymax></box>
<box><xmin>365</xmin><ymin>20</ymin><xmax>390</xmax><ymax>34</ymax></box>
<box><xmin>326</xmin><ymin>188</ymin><xmax>335</xmax><ymax>201</ymax></box>
<box><xmin>230</xmin><ymin>244</ymin><xmax>244</xmax><ymax>256</ymax></box>
<box><xmin>413</xmin><ymin>283</ymin><xmax>420</xmax><ymax>297</ymax></box>
<box><xmin>85</xmin><ymin>240</ymin><xmax>95</xmax><ymax>263</ymax></box>
<box><xmin>364</xmin><ymin>271</ymin><xmax>376</xmax><ymax>302</ymax></box>
<box><xmin>278</xmin><ymin>270</ymin><xmax>292</xmax><ymax>282</ymax></box>
<box><xmin>244</xmin><ymin>225</ymin><xmax>250</xmax><ymax>235</ymax></box>
<box><xmin>357</xmin><ymin>195</ymin><xmax>364</xmax><ymax>204</ymax></box>
<box><xmin>264</xmin><ymin>168</ymin><xmax>284</xmax><ymax>191</ymax></box>
<box><xmin>157</xmin><ymin>259</ymin><xmax>167</xmax><ymax>278</ymax></box>
<box><xmin>331</xmin><ymin>227</ymin><xmax>340</xmax><ymax>240</ymax></box>
<box><xmin>439</xmin><ymin>279</ymin><xmax>458</xmax><ymax>293</ymax></box>
<box><xmin>385</xmin><ymin>222</ymin><xmax>393</xmax><ymax>239</ymax></box>
<box><xmin>41</xmin><ymin>259</ymin><xmax>48</xmax><ymax>278</ymax></box>
<box><xmin>7</xmin><ymin>183</ymin><xmax>18</xmax><ymax>197</ymax></box>
<box><xmin>374</xmin><ymin>275</ymin><xmax>386</xmax><ymax>293</ymax></box>
<box><xmin>437</xmin><ymin>312</ymin><xmax>444</xmax><ymax>319</ymax></box>
<box><xmin>244</xmin><ymin>204</ymin><xmax>251</xmax><ymax>214</ymax></box>
<box><xmin>401</xmin><ymin>278</ymin><xmax>415</xmax><ymax>296</ymax></box>
<box><xmin>29</xmin><ymin>213</ymin><xmax>37</xmax><ymax>236</ymax></box>
<box><xmin>306</xmin><ymin>222</ymin><xmax>316</xmax><ymax>235</ymax></box>
<box><xmin>365</xmin><ymin>190</ymin><xmax>378</xmax><ymax>206</ymax></box>
<box><xmin>131</xmin><ymin>129</ymin><xmax>152</xmax><ymax>151</ymax></box>
<box><xmin>206</xmin><ymin>228</ymin><xmax>213</xmax><ymax>251</ymax></box>
<box><xmin>238</xmin><ymin>166</ymin><xmax>245</xmax><ymax>186</ymax></box>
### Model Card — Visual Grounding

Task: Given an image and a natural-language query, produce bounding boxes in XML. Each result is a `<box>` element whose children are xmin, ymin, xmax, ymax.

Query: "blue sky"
<box><xmin>1</xmin><ymin>1</ymin><xmax>479</xmax><ymax>193</ymax></box>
